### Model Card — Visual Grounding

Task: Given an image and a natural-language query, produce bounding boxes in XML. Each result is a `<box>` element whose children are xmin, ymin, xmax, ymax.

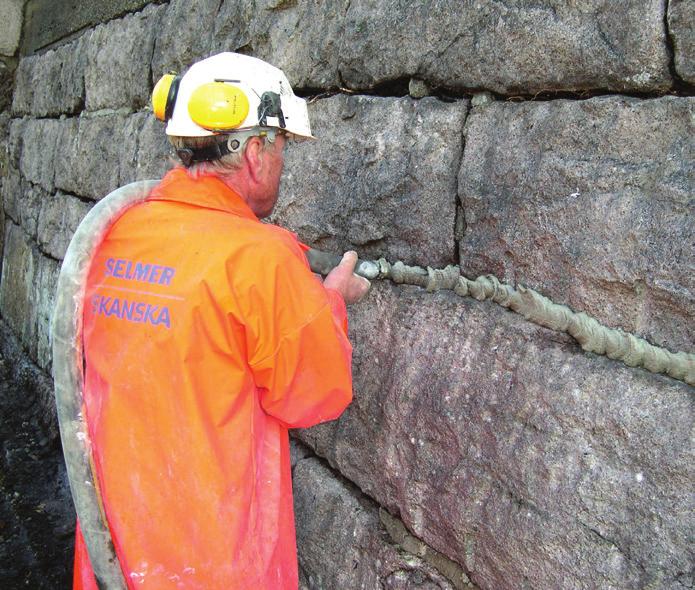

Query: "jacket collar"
<box><xmin>147</xmin><ymin>168</ymin><xmax>259</xmax><ymax>221</ymax></box>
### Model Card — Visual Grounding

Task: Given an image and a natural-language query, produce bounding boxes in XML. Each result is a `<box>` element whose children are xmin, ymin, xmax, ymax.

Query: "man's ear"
<box><xmin>243</xmin><ymin>136</ymin><xmax>265</xmax><ymax>184</ymax></box>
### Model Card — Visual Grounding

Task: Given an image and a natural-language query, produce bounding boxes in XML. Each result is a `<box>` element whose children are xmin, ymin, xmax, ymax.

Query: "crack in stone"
<box><xmin>453</xmin><ymin>101</ymin><xmax>471</xmax><ymax>266</ymax></box>
<box><xmin>379</xmin><ymin>507</ymin><xmax>478</xmax><ymax>590</ymax></box>
<box><xmin>24</xmin><ymin>1</ymin><xmax>174</xmax><ymax>56</ymax></box>
<box><xmin>291</xmin><ymin>437</ymin><xmax>477</xmax><ymax>589</ymax></box>
<box><xmin>663</xmin><ymin>0</ymin><xmax>694</xmax><ymax>92</ymax></box>
<box><xmin>577</xmin><ymin>520</ymin><xmax>650</xmax><ymax>579</ymax></box>
<box><xmin>1</xmin><ymin>217</ymin><xmax>62</xmax><ymax>266</ymax></box>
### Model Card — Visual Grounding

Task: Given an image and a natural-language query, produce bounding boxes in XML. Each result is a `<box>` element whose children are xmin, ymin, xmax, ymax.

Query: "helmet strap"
<box><xmin>176</xmin><ymin>128</ymin><xmax>280</xmax><ymax>166</ymax></box>
<box><xmin>176</xmin><ymin>138</ymin><xmax>232</xmax><ymax>167</ymax></box>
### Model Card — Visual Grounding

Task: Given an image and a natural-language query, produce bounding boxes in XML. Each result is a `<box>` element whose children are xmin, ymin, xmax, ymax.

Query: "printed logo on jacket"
<box><xmin>91</xmin><ymin>257</ymin><xmax>178</xmax><ymax>328</ymax></box>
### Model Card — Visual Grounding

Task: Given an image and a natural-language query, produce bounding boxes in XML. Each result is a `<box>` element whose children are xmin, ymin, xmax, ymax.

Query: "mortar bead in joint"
<box><xmin>366</xmin><ymin>253</ymin><xmax>694</xmax><ymax>387</ymax></box>
<box><xmin>426</xmin><ymin>265</ymin><xmax>460</xmax><ymax>292</ymax></box>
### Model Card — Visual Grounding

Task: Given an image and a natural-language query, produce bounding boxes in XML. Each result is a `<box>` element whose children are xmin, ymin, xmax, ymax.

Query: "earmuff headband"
<box><xmin>164</xmin><ymin>75</ymin><xmax>182</xmax><ymax>122</ymax></box>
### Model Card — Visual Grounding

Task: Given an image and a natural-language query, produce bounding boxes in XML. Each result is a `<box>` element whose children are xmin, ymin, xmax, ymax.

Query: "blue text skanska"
<box><xmin>91</xmin><ymin>295</ymin><xmax>171</xmax><ymax>328</ymax></box>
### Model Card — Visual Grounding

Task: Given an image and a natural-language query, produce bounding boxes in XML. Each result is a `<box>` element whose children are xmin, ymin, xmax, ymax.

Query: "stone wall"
<box><xmin>1</xmin><ymin>1</ymin><xmax>693</xmax><ymax>588</ymax></box>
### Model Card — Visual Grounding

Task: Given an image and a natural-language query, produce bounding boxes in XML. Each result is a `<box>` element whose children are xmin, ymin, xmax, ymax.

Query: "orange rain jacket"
<box><xmin>73</xmin><ymin>169</ymin><xmax>353</xmax><ymax>589</ymax></box>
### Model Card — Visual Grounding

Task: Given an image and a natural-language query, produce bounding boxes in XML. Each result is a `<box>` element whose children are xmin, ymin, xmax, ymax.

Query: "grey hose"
<box><xmin>52</xmin><ymin>180</ymin><xmax>159</xmax><ymax>589</ymax></box>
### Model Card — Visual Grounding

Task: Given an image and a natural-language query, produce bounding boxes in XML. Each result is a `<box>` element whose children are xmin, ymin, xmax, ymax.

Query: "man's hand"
<box><xmin>323</xmin><ymin>251</ymin><xmax>371</xmax><ymax>304</ymax></box>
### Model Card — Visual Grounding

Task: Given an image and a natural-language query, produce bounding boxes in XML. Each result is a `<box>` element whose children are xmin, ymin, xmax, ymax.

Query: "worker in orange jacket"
<box><xmin>73</xmin><ymin>52</ymin><xmax>370</xmax><ymax>589</ymax></box>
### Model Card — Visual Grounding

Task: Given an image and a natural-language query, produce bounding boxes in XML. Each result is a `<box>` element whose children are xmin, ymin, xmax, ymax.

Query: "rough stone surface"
<box><xmin>85</xmin><ymin>4</ymin><xmax>165</xmax><ymax>112</ymax></box>
<box><xmin>118</xmin><ymin>111</ymin><xmax>172</xmax><ymax>183</ymax></box>
<box><xmin>15</xmin><ymin>111</ymin><xmax>170</xmax><ymax>201</ymax></box>
<box><xmin>34</xmin><ymin>252</ymin><xmax>59</xmax><ymax>370</ymax></box>
<box><xmin>17</xmin><ymin>117</ymin><xmax>77</xmax><ymax>195</ymax></box>
<box><xmin>669</xmin><ymin>0</ymin><xmax>695</xmax><ymax>84</ymax></box>
<box><xmin>298</xmin><ymin>282</ymin><xmax>694</xmax><ymax>590</ymax></box>
<box><xmin>0</xmin><ymin>320</ymin><xmax>73</xmax><ymax>589</ymax></box>
<box><xmin>273</xmin><ymin>94</ymin><xmax>467</xmax><ymax>267</ymax></box>
<box><xmin>0</xmin><ymin>213</ymin><xmax>3</xmax><ymax>290</ymax></box>
<box><xmin>37</xmin><ymin>192</ymin><xmax>93</xmax><ymax>260</ymax></box>
<box><xmin>54</xmin><ymin>113</ymin><xmax>135</xmax><ymax>200</ymax></box>
<box><xmin>7</xmin><ymin>115</ymin><xmax>24</xmax><ymax>169</ymax></box>
<box><xmin>0</xmin><ymin>111</ymin><xmax>9</xmax><ymax>272</ymax></box>
<box><xmin>151</xmin><ymin>0</ymin><xmax>219</xmax><ymax>80</ymax></box>
<box><xmin>458</xmin><ymin>96</ymin><xmax>695</xmax><ymax>352</ymax></box>
<box><xmin>0</xmin><ymin>222</ymin><xmax>58</xmax><ymax>369</ymax></box>
<box><xmin>293</xmin><ymin>454</ymin><xmax>463</xmax><ymax>590</ymax></box>
<box><xmin>0</xmin><ymin>58</ymin><xmax>16</xmax><ymax>112</ymax></box>
<box><xmin>13</xmin><ymin>37</ymin><xmax>87</xmax><ymax>117</ymax></box>
<box><xmin>213</xmin><ymin>0</ymin><xmax>346</xmax><ymax>90</ymax></box>
<box><xmin>0</xmin><ymin>0</ymin><xmax>24</xmax><ymax>56</ymax></box>
<box><xmin>1</xmin><ymin>222</ymin><xmax>38</xmax><ymax>358</ymax></box>
<box><xmin>22</xmin><ymin>0</ymin><xmax>155</xmax><ymax>54</ymax></box>
<box><xmin>2</xmin><ymin>163</ymin><xmax>24</xmax><ymax>227</ymax></box>
<box><xmin>4</xmin><ymin>174</ymin><xmax>46</xmax><ymax>241</ymax></box>
<box><xmin>339</xmin><ymin>0</ymin><xmax>672</xmax><ymax>94</ymax></box>
<box><xmin>155</xmin><ymin>0</ymin><xmax>674</xmax><ymax>94</ymax></box>
<box><xmin>0</xmin><ymin>181</ymin><xmax>4</xmax><ymax>283</ymax></box>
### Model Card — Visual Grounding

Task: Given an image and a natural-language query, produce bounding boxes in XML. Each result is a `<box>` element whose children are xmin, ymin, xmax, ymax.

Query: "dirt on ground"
<box><xmin>0</xmin><ymin>321</ymin><xmax>74</xmax><ymax>588</ymax></box>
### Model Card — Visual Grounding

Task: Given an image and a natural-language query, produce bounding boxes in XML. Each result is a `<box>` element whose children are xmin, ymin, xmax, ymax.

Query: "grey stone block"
<box><xmin>273</xmin><ymin>94</ymin><xmax>467</xmax><ymax>267</ymax></box>
<box><xmin>0</xmin><ymin>222</ymin><xmax>37</xmax><ymax>358</ymax></box>
<box><xmin>153</xmin><ymin>0</ymin><xmax>347</xmax><ymax>89</ymax></box>
<box><xmin>14</xmin><ymin>180</ymin><xmax>45</xmax><ymax>241</ymax></box>
<box><xmin>7</xmin><ymin>119</ymin><xmax>48</xmax><ymax>240</ymax></box>
<box><xmin>213</xmin><ymin>0</ymin><xmax>346</xmax><ymax>90</ymax></box>
<box><xmin>19</xmin><ymin>117</ymin><xmax>77</xmax><ymax>194</ymax></box>
<box><xmin>121</xmin><ymin>112</ymin><xmax>172</xmax><ymax>183</ymax></box>
<box><xmin>0</xmin><ymin>112</ymin><xmax>9</xmax><ymax>187</ymax></box>
<box><xmin>293</xmin><ymin>454</ymin><xmax>461</xmax><ymax>590</ymax></box>
<box><xmin>0</xmin><ymin>212</ymin><xmax>3</xmax><ymax>285</ymax></box>
<box><xmin>7</xmin><ymin>117</ymin><xmax>24</xmax><ymax>169</ymax></box>
<box><xmin>151</xmin><ymin>0</ymin><xmax>219</xmax><ymax>80</ymax></box>
<box><xmin>211</xmin><ymin>0</ymin><xmax>673</xmax><ymax>94</ymax></box>
<box><xmin>339</xmin><ymin>0</ymin><xmax>671</xmax><ymax>94</ymax></box>
<box><xmin>298</xmin><ymin>282</ymin><xmax>694</xmax><ymax>590</ymax></box>
<box><xmin>0</xmin><ymin>220</ymin><xmax>60</xmax><ymax>370</ymax></box>
<box><xmin>43</xmin><ymin>111</ymin><xmax>169</xmax><ymax>200</ymax></box>
<box><xmin>13</xmin><ymin>37</ymin><xmax>87</xmax><ymax>117</ymax></box>
<box><xmin>22</xmin><ymin>0</ymin><xmax>155</xmax><ymax>54</ymax></box>
<box><xmin>35</xmin><ymin>252</ymin><xmax>59</xmax><ymax>371</ymax></box>
<box><xmin>0</xmin><ymin>112</ymin><xmax>7</xmax><ymax>274</ymax></box>
<box><xmin>458</xmin><ymin>96</ymin><xmax>695</xmax><ymax>352</ymax></box>
<box><xmin>54</xmin><ymin>113</ymin><xmax>126</xmax><ymax>200</ymax></box>
<box><xmin>669</xmin><ymin>0</ymin><xmax>695</xmax><ymax>84</ymax></box>
<box><xmin>85</xmin><ymin>4</ymin><xmax>165</xmax><ymax>112</ymax></box>
<box><xmin>2</xmin><ymin>164</ymin><xmax>22</xmax><ymax>226</ymax></box>
<box><xmin>37</xmin><ymin>192</ymin><xmax>93</xmax><ymax>260</ymax></box>
<box><xmin>0</xmin><ymin>0</ymin><xmax>24</xmax><ymax>56</ymax></box>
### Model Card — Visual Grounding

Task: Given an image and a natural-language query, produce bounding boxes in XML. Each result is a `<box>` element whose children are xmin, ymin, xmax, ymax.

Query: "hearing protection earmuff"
<box><xmin>151</xmin><ymin>73</ymin><xmax>181</xmax><ymax>122</ymax></box>
<box><xmin>152</xmin><ymin>74</ymin><xmax>251</xmax><ymax>132</ymax></box>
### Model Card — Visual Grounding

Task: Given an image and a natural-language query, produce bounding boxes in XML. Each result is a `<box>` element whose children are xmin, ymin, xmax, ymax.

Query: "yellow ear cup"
<box><xmin>152</xmin><ymin>74</ymin><xmax>178</xmax><ymax>121</ymax></box>
<box><xmin>188</xmin><ymin>82</ymin><xmax>250</xmax><ymax>131</ymax></box>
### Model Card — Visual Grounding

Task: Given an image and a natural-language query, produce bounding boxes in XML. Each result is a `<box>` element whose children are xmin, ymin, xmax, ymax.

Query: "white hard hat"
<box><xmin>152</xmin><ymin>52</ymin><xmax>313</xmax><ymax>140</ymax></box>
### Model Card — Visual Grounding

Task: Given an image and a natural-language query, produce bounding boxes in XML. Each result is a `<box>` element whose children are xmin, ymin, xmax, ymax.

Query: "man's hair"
<box><xmin>169</xmin><ymin>135</ymin><xmax>256</xmax><ymax>179</ymax></box>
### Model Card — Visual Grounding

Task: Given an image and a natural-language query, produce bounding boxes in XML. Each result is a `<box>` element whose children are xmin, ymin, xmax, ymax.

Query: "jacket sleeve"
<box><xmin>234</xmin><ymin>234</ymin><xmax>353</xmax><ymax>429</ymax></box>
